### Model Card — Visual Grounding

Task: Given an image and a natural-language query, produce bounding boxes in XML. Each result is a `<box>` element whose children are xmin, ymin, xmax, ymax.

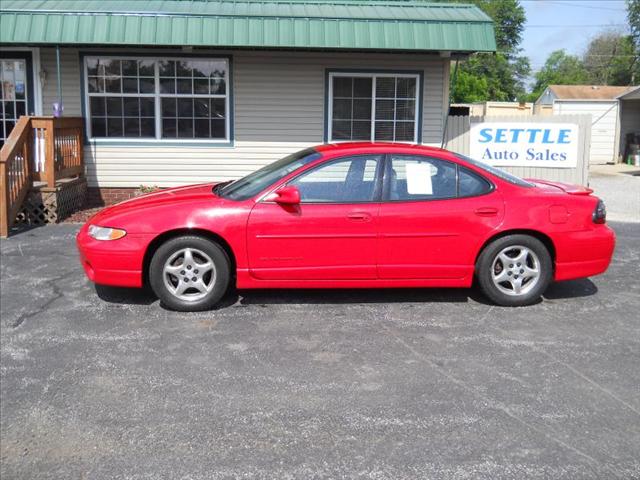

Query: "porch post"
<box><xmin>441</xmin><ymin>58</ymin><xmax>459</xmax><ymax>149</ymax></box>
<box><xmin>44</xmin><ymin>118</ymin><xmax>55</xmax><ymax>188</ymax></box>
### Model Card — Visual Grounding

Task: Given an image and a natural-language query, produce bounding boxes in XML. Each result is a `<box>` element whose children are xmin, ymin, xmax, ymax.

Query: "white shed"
<box><xmin>536</xmin><ymin>85</ymin><xmax>636</xmax><ymax>164</ymax></box>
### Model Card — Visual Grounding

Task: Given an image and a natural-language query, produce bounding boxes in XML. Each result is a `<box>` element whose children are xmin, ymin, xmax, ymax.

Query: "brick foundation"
<box><xmin>86</xmin><ymin>187</ymin><xmax>140</xmax><ymax>206</ymax></box>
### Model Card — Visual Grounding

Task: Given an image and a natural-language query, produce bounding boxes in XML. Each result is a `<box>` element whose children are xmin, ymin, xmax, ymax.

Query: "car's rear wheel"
<box><xmin>476</xmin><ymin>234</ymin><xmax>552</xmax><ymax>306</ymax></box>
<box><xmin>149</xmin><ymin>236</ymin><xmax>230</xmax><ymax>311</ymax></box>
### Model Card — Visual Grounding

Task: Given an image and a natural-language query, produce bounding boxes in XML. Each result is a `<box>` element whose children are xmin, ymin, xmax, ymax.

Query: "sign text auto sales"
<box><xmin>469</xmin><ymin>122</ymin><xmax>579</xmax><ymax>168</ymax></box>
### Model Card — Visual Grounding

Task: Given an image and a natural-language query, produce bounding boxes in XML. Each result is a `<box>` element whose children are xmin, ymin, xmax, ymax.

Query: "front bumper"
<box><xmin>76</xmin><ymin>223</ymin><xmax>152</xmax><ymax>288</ymax></box>
<box><xmin>554</xmin><ymin>224</ymin><xmax>616</xmax><ymax>281</ymax></box>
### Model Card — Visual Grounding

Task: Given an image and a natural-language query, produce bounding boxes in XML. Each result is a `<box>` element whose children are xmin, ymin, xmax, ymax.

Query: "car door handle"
<box><xmin>347</xmin><ymin>212</ymin><xmax>372</xmax><ymax>222</ymax></box>
<box><xmin>474</xmin><ymin>207</ymin><xmax>499</xmax><ymax>217</ymax></box>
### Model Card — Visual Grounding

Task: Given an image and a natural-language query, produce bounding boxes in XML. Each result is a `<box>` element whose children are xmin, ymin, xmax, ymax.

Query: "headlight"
<box><xmin>88</xmin><ymin>225</ymin><xmax>127</xmax><ymax>240</ymax></box>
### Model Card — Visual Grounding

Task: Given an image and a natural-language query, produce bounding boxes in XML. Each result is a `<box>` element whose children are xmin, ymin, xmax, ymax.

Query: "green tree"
<box><xmin>583</xmin><ymin>31</ymin><xmax>637</xmax><ymax>85</ymax></box>
<box><xmin>449</xmin><ymin>0</ymin><xmax>531</xmax><ymax>103</ymax></box>
<box><xmin>628</xmin><ymin>0</ymin><xmax>640</xmax><ymax>50</ymax></box>
<box><xmin>528</xmin><ymin>50</ymin><xmax>588</xmax><ymax>101</ymax></box>
<box><xmin>627</xmin><ymin>0</ymin><xmax>640</xmax><ymax>83</ymax></box>
<box><xmin>454</xmin><ymin>70</ymin><xmax>489</xmax><ymax>103</ymax></box>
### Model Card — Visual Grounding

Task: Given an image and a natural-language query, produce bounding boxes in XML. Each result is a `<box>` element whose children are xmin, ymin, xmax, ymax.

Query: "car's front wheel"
<box><xmin>149</xmin><ymin>236</ymin><xmax>230</xmax><ymax>311</ymax></box>
<box><xmin>476</xmin><ymin>234</ymin><xmax>552</xmax><ymax>306</ymax></box>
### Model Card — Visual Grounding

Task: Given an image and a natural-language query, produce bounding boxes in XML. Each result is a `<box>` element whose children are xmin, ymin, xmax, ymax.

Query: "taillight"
<box><xmin>593</xmin><ymin>199</ymin><xmax>606</xmax><ymax>224</ymax></box>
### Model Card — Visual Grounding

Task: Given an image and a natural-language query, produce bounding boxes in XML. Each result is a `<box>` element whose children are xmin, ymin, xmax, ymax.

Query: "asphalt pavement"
<box><xmin>1</xmin><ymin>222</ymin><xmax>639</xmax><ymax>479</ymax></box>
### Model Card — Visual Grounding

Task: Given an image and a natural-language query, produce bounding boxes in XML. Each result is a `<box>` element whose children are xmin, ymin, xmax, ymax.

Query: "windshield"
<box><xmin>216</xmin><ymin>148</ymin><xmax>322</xmax><ymax>201</ymax></box>
<box><xmin>455</xmin><ymin>153</ymin><xmax>535</xmax><ymax>188</ymax></box>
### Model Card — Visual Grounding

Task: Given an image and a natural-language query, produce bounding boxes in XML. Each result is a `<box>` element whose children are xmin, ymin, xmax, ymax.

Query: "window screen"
<box><xmin>329</xmin><ymin>73</ymin><xmax>419</xmax><ymax>143</ymax></box>
<box><xmin>85</xmin><ymin>57</ymin><xmax>229</xmax><ymax>141</ymax></box>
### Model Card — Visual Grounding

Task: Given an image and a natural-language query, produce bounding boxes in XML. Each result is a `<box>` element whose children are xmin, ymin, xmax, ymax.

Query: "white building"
<box><xmin>0</xmin><ymin>0</ymin><xmax>496</xmax><ymax>203</ymax></box>
<box><xmin>536</xmin><ymin>85</ymin><xmax>640</xmax><ymax>165</ymax></box>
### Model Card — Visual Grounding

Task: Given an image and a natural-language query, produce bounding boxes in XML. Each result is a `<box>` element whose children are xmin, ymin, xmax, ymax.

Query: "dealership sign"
<box><xmin>469</xmin><ymin>122</ymin><xmax>579</xmax><ymax>168</ymax></box>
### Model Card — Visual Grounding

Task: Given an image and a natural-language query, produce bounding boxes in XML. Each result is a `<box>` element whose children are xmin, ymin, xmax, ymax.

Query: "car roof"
<box><xmin>314</xmin><ymin>142</ymin><xmax>449</xmax><ymax>156</ymax></box>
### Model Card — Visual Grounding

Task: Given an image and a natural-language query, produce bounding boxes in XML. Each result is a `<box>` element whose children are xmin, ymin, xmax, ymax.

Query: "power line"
<box><xmin>525</xmin><ymin>54</ymin><xmax>640</xmax><ymax>59</ymax></box>
<box><xmin>530</xmin><ymin>0</ymin><xmax>627</xmax><ymax>12</ymax></box>
<box><xmin>517</xmin><ymin>24</ymin><xmax>626</xmax><ymax>28</ymax></box>
<box><xmin>490</xmin><ymin>24</ymin><xmax>628</xmax><ymax>31</ymax></box>
<box><xmin>494</xmin><ymin>51</ymin><xmax>637</xmax><ymax>57</ymax></box>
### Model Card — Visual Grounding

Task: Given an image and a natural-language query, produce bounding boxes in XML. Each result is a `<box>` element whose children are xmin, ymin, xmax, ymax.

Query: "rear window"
<box><xmin>455</xmin><ymin>153</ymin><xmax>535</xmax><ymax>188</ymax></box>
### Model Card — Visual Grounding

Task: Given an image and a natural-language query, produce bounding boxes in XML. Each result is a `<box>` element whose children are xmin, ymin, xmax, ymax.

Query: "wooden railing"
<box><xmin>31</xmin><ymin>117</ymin><xmax>84</xmax><ymax>187</ymax></box>
<box><xmin>0</xmin><ymin>116</ymin><xmax>84</xmax><ymax>237</ymax></box>
<box><xmin>0</xmin><ymin>117</ymin><xmax>32</xmax><ymax>237</ymax></box>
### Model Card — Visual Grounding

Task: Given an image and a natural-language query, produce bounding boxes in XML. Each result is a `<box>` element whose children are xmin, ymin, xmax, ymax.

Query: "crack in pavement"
<box><xmin>474</xmin><ymin>302</ymin><xmax>640</xmax><ymax>417</ymax></box>
<box><xmin>493</xmin><ymin>325</ymin><xmax>640</xmax><ymax>418</ymax></box>
<box><xmin>9</xmin><ymin>270</ymin><xmax>75</xmax><ymax>329</ymax></box>
<box><xmin>380</xmin><ymin>319</ymin><xmax>617</xmax><ymax>477</ymax></box>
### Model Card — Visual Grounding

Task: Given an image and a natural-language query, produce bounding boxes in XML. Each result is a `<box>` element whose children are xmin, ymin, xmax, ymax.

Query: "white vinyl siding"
<box><xmin>553</xmin><ymin>100</ymin><xmax>619</xmax><ymax>164</ymax></box>
<box><xmin>39</xmin><ymin>49</ymin><xmax>448</xmax><ymax>187</ymax></box>
<box><xmin>41</xmin><ymin>48</ymin><xmax>82</xmax><ymax>116</ymax></box>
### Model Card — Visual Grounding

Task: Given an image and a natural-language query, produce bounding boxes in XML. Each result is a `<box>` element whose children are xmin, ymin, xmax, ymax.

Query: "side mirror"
<box><xmin>264</xmin><ymin>185</ymin><xmax>301</xmax><ymax>205</ymax></box>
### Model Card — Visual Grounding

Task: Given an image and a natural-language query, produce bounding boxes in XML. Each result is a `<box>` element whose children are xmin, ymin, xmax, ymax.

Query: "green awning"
<box><xmin>0</xmin><ymin>0</ymin><xmax>496</xmax><ymax>53</ymax></box>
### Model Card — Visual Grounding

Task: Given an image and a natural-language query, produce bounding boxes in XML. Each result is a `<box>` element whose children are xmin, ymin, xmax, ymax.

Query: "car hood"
<box><xmin>89</xmin><ymin>183</ymin><xmax>220</xmax><ymax>225</ymax></box>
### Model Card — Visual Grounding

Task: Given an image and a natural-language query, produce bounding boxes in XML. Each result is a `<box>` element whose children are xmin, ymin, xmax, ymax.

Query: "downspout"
<box><xmin>440</xmin><ymin>58</ymin><xmax>459</xmax><ymax>149</ymax></box>
<box><xmin>54</xmin><ymin>45</ymin><xmax>63</xmax><ymax>117</ymax></box>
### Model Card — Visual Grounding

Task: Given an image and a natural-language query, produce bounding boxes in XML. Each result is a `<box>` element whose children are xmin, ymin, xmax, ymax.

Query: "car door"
<box><xmin>377</xmin><ymin>154</ymin><xmax>504</xmax><ymax>279</ymax></box>
<box><xmin>247</xmin><ymin>154</ymin><xmax>383</xmax><ymax>280</ymax></box>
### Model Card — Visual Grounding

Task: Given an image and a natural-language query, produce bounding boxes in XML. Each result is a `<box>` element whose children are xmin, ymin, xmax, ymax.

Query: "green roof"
<box><xmin>0</xmin><ymin>0</ymin><xmax>496</xmax><ymax>53</ymax></box>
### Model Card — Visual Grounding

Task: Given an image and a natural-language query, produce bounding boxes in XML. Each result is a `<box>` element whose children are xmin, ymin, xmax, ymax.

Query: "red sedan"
<box><xmin>77</xmin><ymin>143</ymin><xmax>615</xmax><ymax>311</ymax></box>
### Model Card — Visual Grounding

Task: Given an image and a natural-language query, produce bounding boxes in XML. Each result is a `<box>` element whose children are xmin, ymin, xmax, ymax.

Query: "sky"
<box><xmin>520</xmin><ymin>0</ymin><xmax>630</xmax><ymax>81</ymax></box>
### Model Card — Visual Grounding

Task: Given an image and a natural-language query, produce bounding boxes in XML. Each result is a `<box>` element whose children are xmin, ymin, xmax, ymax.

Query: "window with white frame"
<box><xmin>328</xmin><ymin>72</ymin><xmax>419</xmax><ymax>143</ymax></box>
<box><xmin>84</xmin><ymin>56</ymin><xmax>229</xmax><ymax>141</ymax></box>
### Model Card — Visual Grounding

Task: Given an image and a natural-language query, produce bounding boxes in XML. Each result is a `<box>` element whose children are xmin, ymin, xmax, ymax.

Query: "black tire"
<box><xmin>476</xmin><ymin>234</ymin><xmax>552</xmax><ymax>307</ymax></box>
<box><xmin>149</xmin><ymin>235</ymin><xmax>230</xmax><ymax>312</ymax></box>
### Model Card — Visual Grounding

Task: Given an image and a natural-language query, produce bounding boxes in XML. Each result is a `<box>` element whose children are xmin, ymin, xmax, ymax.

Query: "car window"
<box><xmin>455</xmin><ymin>153</ymin><xmax>534</xmax><ymax>188</ymax></box>
<box><xmin>387</xmin><ymin>155</ymin><xmax>457</xmax><ymax>201</ymax></box>
<box><xmin>289</xmin><ymin>155</ymin><xmax>382</xmax><ymax>203</ymax></box>
<box><xmin>458</xmin><ymin>166</ymin><xmax>492</xmax><ymax>197</ymax></box>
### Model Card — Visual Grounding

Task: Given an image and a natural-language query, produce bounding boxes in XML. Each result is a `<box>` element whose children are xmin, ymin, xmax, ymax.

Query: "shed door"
<box><xmin>619</xmin><ymin>99</ymin><xmax>640</xmax><ymax>158</ymax></box>
<box><xmin>553</xmin><ymin>101</ymin><xmax>619</xmax><ymax>164</ymax></box>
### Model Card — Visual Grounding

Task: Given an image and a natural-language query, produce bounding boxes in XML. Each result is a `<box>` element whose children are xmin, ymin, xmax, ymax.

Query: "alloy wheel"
<box><xmin>162</xmin><ymin>247</ymin><xmax>217</xmax><ymax>302</ymax></box>
<box><xmin>491</xmin><ymin>245</ymin><xmax>541</xmax><ymax>296</ymax></box>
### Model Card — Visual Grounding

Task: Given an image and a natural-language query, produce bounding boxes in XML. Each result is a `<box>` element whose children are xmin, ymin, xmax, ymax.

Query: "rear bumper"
<box><xmin>76</xmin><ymin>224</ymin><xmax>150</xmax><ymax>288</ymax></box>
<box><xmin>554</xmin><ymin>225</ymin><xmax>616</xmax><ymax>281</ymax></box>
